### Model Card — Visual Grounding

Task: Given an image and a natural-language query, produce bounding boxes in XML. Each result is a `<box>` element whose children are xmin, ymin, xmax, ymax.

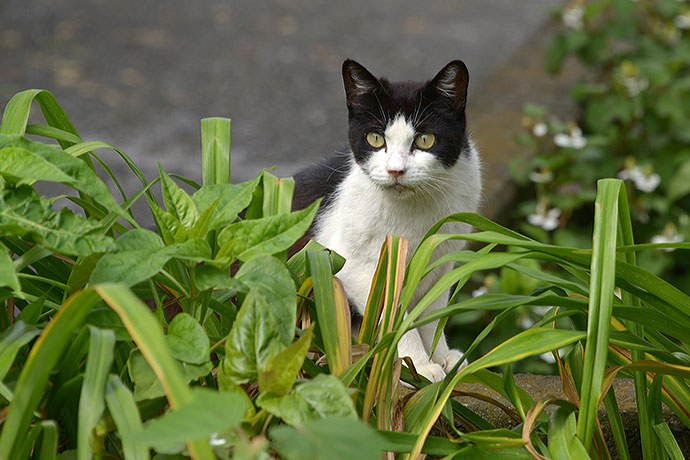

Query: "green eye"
<box><xmin>414</xmin><ymin>133</ymin><xmax>436</xmax><ymax>150</ymax></box>
<box><xmin>366</xmin><ymin>132</ymin><xmax>385</xmax><ymax>148</ymax></box>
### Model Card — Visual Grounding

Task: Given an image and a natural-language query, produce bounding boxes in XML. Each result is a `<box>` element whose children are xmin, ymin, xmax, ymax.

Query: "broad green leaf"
<box><xmin>216</xmin><ymin>199</ymin><xmax>320</xmax><ymax>262</ymax></box>
<box><xmin>548</xmin><ymin>408</ymin><xmax>590</xmax><ymax>460</ymax></box>
<box><xmin>235</xmin><ymin>255</ymin><xmax>296</xmax><ymax>346</ymax></box>
<box><xmin>271</xmin><ymin>416</ymin><xmax>385</xmax><ymax>460</ymax></box>
<box><xmin>257</xmin><ymin>374</ymin><xmax>356</xmax><ymax>426</ymax></box>
<box><xmin>259</xmin><ymin>326</ymin><xmax>314</xmax><ymax>395</ymax></box>
<box><xmin>77</xmin><ymin>326</ymin><xmax>116</xmax><ymax>460</ymax></box>
<box><xmin>104</xmin><ymin>375</ymin><xmax>150</xmax><ymax>460</ymax></box>
<box><xmin>0</xmin><ymin>186</ymin><xmax>116</xmax><ymax>256</ymax></box>
<box><xmin>126</xmin><ymin>388</ymin><xmax>246</xmax><ymax>453</ymax></box>
<box><xmin>158</xmin><ymin>165</ymin><xmax>198</xmax><ymax>231</ymax></box>
<box><xmin>0</xmin><ymin>242</ymin><xmax>20</xmax><ymax>293</ymax></box>
<box><xmin>128</xmin><ymin>350</ymin><xmax>212</xmax><ymax>401</ymax></box>
<box><xmin>90</xmin><ymin>232</ymin><xmax>211</xmax><ymax>286</ymax></box>
<box><xmin>166</xmin><ymin>313</ymin><xmax>210</xmax><ymax>365</ymax></box>
<box><xmin>191</xmin><ymin>175</ymin><xmax>261</xmax><ymax>230</ymax></box>
<box><xmin>223</xmin><ymin>290</ymin><xmax>285</xmax><ymax>385</ymax></box>
<box><xmin>0</xmin><ymin>135</ymin><xmax>124</xmax><ymax>217</ymax></box>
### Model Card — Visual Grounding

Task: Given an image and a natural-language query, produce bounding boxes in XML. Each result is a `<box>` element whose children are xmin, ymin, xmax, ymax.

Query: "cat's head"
<box><xmin>342</xmin><ymin>59</ymin><xmax>470</xmax><ymax>195</ymax></box>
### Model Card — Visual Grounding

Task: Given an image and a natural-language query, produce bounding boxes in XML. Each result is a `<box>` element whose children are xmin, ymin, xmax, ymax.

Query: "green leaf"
<box><xmin>191</xmin><ymin>175</ymin><xmax>261</xmax><ymax>230</ymax></box>
<box><xmin>166</xmin><ymin>313</ymin><xmax>210</xmax><ymax>365</ymax></box>
<box><xmin>259</xmin><ymin>326</ymin><xmax>314</xmax><ymax>395</ymax></box>
<box><xmin>0</xmin><ymin>135</ymin><xmax>125</xmax><ymax>217</ymax></box>
<box><xmin>128</xmin><ymin>349</ymin><xmax>212</xmax><ymax>401</ymax></box>
<box><xmin>201</xmin><ymin>117</ymin><xmax>231</xmax><ymax>186</ymax></box>
<box><xmin>0</xmin><ymin>186</ymin><xmax>116</xmax><ymax>256</ymax></box>
<box><xmin>548</xmin><ymin>408</ymin><xmax>590</xmax><ymax>459</ymax></box>
<box><xmin>235</xmin><ymin>255</ymin><xmax>296</xmax><ymax>346</ymax></box>
<box><xmin>216</xmin><ymin>199</ymin><xmax>320</xmax><ymax>262</ymax></box>
<box><xmin>104</xmin><ymin>375</ymin><xmax>150</xmax><ymax>460</ymax></box>
<box><xmin>0</xmin><ymin>242</ymin><xmax>20</xmax><ymax>293</ymax></box>
<box><xmin>126</xmin><ymin>388</ymin><xmax>246</xmax><ymax>453</ymax></box>
<box><xmin>222</xmin><ymin>290</ymin><xmax>286</xmax><ymax>385</ymax></box>
<box><xmin>0</xmin><ymin>321</ymin><xmax>41</xmax><ymax>383</ymax></box>
<box><xmin>89</xmin><ymin>230</ymin><xmax>211</xmax><ymax>286</ymax></box>
<box><xmin>158</xmin><ymin>165</ymin><xmax>198</xmax><ymax>231</ymax></box>
<box><xmin>271</xmin><ymin>416</ymin><xmax>385</xmax><ymax>460</ymax></box>
<box><xmin>77</xmin><ymin>326</ymin><xmax>116</xmax><ymax>460</ymax></box>
<box><xmin>256</xmin><ymin>374</ymin><xmax>356</xmax><ymax>426</ymax></box>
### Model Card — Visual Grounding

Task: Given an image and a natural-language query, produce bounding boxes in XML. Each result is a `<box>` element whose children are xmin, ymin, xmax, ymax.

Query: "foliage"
<box><xmin>509</xmin><ymin>0</ymin><xmax>690</xmax><ymax>288</ymax></box>
<box><xmin>0</xmin><ymin>88</ymin><xmax>689</xmax><ymax>460</ymax></box>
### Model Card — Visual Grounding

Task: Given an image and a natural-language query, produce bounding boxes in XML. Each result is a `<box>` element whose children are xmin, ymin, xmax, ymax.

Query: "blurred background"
<box><xmin>1</xmin><ymin>0</ymin><xmax>559</xmax><ymax>187</ymax></box>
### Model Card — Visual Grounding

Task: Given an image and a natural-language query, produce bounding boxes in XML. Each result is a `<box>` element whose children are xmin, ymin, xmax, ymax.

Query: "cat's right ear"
<box><xmin>342</xmin><ymin>59</ymin><xmax>380</xmax><ymax>108</ymax></box>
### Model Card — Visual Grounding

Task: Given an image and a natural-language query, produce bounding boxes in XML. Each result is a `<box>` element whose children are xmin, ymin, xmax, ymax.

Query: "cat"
<box><xmin>292</xmin><ymin>59</ymin><xmax>482</xmax><ymax>382</ymax></box>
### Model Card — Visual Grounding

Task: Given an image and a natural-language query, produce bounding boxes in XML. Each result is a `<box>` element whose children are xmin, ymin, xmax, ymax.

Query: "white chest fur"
<box><xmin>313</xmin><ymin>143</ymin><xmax>481</xmax><ymax>314</ymax></box>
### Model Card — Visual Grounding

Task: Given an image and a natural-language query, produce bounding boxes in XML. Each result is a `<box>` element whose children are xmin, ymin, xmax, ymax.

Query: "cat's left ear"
<box><xmin>426</xmin><ymin>60</ymin><xmax>469</xmax><ymax>111</ymax></box>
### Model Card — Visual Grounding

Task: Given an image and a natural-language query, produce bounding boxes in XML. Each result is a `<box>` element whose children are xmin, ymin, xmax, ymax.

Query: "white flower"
<box><xmin>562</xmin><ymin>4</ymin><xmax>584</xmax><ymax>30</ymax></box>
<box><xmin>472</xmin><ymin>286</ymin><xmax>488</xmax><ymax>297</ymax></box>
<box><xmin>529</xmin><ymin>169</ymin><xmax>554</xmax><ymax>184</ymax></box>
<box><xmin>532</xmin><ymin>122</ymin><xmax>548</xmax><ymax>137</ymax></box>
<box><xmin>527</xmin><ymin>202</ymin><xmax>561</xmax><ymax>231</ymax></box>
<box><xmin>651</xmin><ymin>223</ymin><xmax>684</xmax><ymax>252</ymax></box>
<box><xmin>621</xmin><ymin>75</ymin><xmax>649</xmax><ymax>96</ymax></box>
<box><xmin>209</xmin><ymin>433</ymin><xmax>227</xmax><ymax>447</ymax></box>
<box><xmin>675</xmin><ymin>11</ymin><xmax>690</xmax><ymax>29</ymax></box>
<box><xmin>554</xmin><ymin>126</ymin><xmax>587</xmax><ymax>149</ymax></box>
<box><xmin>617</xmin><ymin>165</ymin><xmax>660</xmax><ymax>193</ymax></box>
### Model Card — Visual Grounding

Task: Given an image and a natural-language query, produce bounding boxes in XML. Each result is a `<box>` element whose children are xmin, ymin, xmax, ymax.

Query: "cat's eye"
<box><xmin>414</xmin><ymin>133</ymin><xmax>436</xmax><ymax>150</ymax></box>
<box><xmin>366</xmin><ymin>132</ymin><xmax>385</xmax><ymax>148</ymax></box>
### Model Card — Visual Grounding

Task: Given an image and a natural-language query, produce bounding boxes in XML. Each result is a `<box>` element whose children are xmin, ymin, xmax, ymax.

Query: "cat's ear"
<box><xmin>342</xmin><ymin>59</ymin><xmax>381</xmax><ymax>108</ymax></box>
<box><xmin>427</xmin><ymin>60</ymin><xmax>469</xmax><ymax>111</ymax></box>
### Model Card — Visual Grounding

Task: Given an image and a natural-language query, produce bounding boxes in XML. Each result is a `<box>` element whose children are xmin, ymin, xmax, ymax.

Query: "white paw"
<box><xmin>416</xmin><ymin>362</ymin><xmax>446</xmax><ymax>382</ymax></box>
<box><xmin>439</xmin><ymin>349</ymin><xmax>467</xmax><ymax>373</ymax></box>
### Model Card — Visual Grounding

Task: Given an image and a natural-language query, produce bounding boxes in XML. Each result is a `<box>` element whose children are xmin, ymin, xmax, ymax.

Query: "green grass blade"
<box><xmin>262</xmin><ymin>172</ymin><xmax>295</xmax><ymax>217</ymax></box>
<box><xmin>201</xmin><ymin>117</ymin><xmax>231</xmax><ymax>186</ymax></box>
<box><xmin>104</xmin><ymin>375</ymin><xmax>150</xmax><ymax>460</ymax></box>
<box><xmin>77</xmin><ymin>326</ymin><xmax>116</xmax><ymax>460</ymax></box>
<box><xmin>37</xmin><ymin>420</ymin><xmax>58</xmax><ymax>460</ymax></box>
<box><xmin>576</xmin><ymin>179</ymin><xmax>620</xmax><ymax>451</ymax></box>
<box><xmin>652</xmin><ymin>422</ymin><xmax>686</xmax><ymax>460</ymax></box>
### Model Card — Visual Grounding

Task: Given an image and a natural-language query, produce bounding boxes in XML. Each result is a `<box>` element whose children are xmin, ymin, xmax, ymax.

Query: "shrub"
<box><xmin>0</xmin><ymin>89</ymin><xmax>688</xmax><ymax>459</ymax></box>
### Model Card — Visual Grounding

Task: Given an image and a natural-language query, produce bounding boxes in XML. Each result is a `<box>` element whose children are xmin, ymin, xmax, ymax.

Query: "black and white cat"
<box><xmin>293</xmin><ymin>59</ymin><xmax>482</xmax><ymax>382</ymax></box>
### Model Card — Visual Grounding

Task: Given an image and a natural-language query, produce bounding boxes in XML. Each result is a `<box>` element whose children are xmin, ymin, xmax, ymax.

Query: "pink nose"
<box><xmin>388</xmin><ymin>169</ymin><xmax>405</xmax><ymax>179</ymax></box>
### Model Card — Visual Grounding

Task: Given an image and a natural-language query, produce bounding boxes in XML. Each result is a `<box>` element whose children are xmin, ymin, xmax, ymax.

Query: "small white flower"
<box><xmin>472</xmin><ymin>286</ymin><xmax>488</xmax><ymax>297</ymax></box>
<box><xmin>532</xmin><ymin>122</ymin><xmax>548</xmax><ymax>137</ymax></box>
<box><xmin>528</xmin><ymin>169</ymin><xmax>554</xmax><ymax>184</ymax></box>
<box><xmin>621</xmin><ymin>75</ymin><xmax>649</xmax><ymax>96</ymax></box>
<box><xmin>554</xmin><ymin>126</ymin><xmax>587</xmax><ymax>149</ymax></box>
<box><xmin>562</xmin><ymin>4</ymin><xmax>584</xmax><ymax>30</ymax></box>
<box><xmin>527</xmin><ymin>202</ymin><xmax>561</xmax><ymax>231</ymax></box>
<box><xmin>651</xmin><ymin>223</ymin><xmax>684</xmax><ymax>252</ymax></box>
<box><xmin>617</xmin><ymin>165</ymin><xmax>660</xmax><ymax>193</ymax></box>
<box><xmin>675</xmin><ymin>11</ymin><xmax>690</xmax><ymax>29</ymax></box>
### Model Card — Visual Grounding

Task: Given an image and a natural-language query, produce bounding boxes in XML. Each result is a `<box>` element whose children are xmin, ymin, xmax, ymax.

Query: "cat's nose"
<box><xmin>387</xmin><ymin>168</ymin><xmax>405</xmax><ymax>179</ymax></box>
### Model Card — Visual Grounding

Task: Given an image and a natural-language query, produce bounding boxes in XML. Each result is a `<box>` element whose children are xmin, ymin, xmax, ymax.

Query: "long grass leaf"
<box><xmin>104</xmin><ymin>375</ymin><xmax>150</xmax><ymax>460</ymax></box>
<box><xmin>77</xmin><ymin>326</ymin><xmax>116</xmax><ymax>460</ymax></box>
<box><xmin>201</xmin><ymin>117</ymin><xmax>231</xmax><ymax>186</ymax></box>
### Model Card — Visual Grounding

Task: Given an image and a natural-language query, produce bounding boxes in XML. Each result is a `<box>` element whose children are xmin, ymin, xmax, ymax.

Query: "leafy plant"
<box><xmin>1</xmin><ymin>88</ymin><xmax>689</xmax><ymax>460</ymax></box>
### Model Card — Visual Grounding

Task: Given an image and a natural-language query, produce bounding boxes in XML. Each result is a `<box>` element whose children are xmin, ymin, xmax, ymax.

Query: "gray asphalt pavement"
<box><xmin>1</xmin><ymin>0</ymin><xmax>560</xmax><ymax>214</ymax></box>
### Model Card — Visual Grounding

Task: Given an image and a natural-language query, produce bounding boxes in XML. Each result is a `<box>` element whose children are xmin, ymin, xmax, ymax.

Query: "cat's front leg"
<box><xmin>418</xmin><ymin>296</ymin><xmax>467</xmax><ymax>374</ymax></box>
<box><xmin>397</xmin><ymin>328</ymin><xmax>446</xmax><ymax>382</ymax></box>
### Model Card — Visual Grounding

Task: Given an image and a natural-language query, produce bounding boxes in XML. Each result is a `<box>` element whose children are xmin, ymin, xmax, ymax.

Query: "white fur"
<box><xmin>313</xmin><ymin>115</ymin><xmax>482</xmax><ymax>381</ymax></box>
